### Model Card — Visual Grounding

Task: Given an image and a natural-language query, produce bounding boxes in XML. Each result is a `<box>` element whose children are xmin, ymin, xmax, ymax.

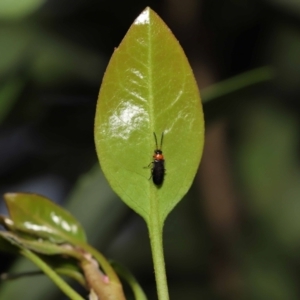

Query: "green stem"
<box><xmin>148</xmin><ymin>200</ymin><xmax>169</xmax><ymax>300</ymax></box>
<box><xmin>21</xmin><ymin>249</ymin><xmax>84</xmax><ymax>300</ymax></box>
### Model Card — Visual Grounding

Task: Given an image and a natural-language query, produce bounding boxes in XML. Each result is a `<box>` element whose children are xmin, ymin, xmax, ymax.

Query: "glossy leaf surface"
<box><xmin>4</xmin><ymin>193</ymin><xmax>87</xmax><ymax>244</ymax></box>
<box><xmin>95</xmin><ymin>7</ymin><xmax>204</xmax><ymax>224</ymax></box>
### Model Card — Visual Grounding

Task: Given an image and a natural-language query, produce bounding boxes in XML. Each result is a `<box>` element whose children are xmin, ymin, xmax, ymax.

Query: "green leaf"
<box><xmin>0</xmin><ymin>231</ymin><xmax>83</xmax><ymax>259</ymax></box>
<box><xmin>94</xmin><ymin>7</ymin><xmax>204</xmax><ymax>225</ymax></box>
<box><xmin>0</xmin><ymin>0</ymin><xmax>46</xmax><ymax>20</ymax></box>
<box><xmin>4</xmin><ymin>193</ymin><xmax>87</xmax><ymax>244</ymax></box>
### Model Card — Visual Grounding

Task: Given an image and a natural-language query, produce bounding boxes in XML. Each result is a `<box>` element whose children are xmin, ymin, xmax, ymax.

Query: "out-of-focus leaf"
<box><xmin>64</xmin><ymin>166</ymin><xmax>126</xmax><ymax>246</ymax></box>
<box><xmin>0</xmin><ymin>0</ymin><xmax>46</xmax><ymax>20</ymax></box>
<box><xmin>0</xmin><ymin>26</ymin><xmax>33</xmax><ymax>76</ymax></box>
<box><xmin>95</xmin><ymin>7</ymin><xmax>204</xmax><ymax>225</ymax></box>
<box><xmin>265</xmin><ymin>0</ymin><xmax>300</xmax><ymax>16</ymax></box>
<box><xmin>268</xmin><ymin>25</ymin><xmax>300</xmax><ymax>92</ymax></box>
<box><xmin>0</xmin><ymin>170</ymin><xmax>115</xmax><ymax>300</ymax></box>
<box><xmin>236</xmin><ymin>101</ymin><xmax>300</xmax><ymax>252</ymax></box>
<box><xmin>0</xmin><ymin>25</ymin><xmax>104</xmax><ymax>86</ymax></box>
<box><xmin>3</xmin><ymin>194</ymin><xmax>120</xmax><ymax>290</ymax></box>
<box><xmin>201</xmin><ymin>66</ymin><xmax>274</xmax><ymax>103</ymax></box>
<box><xmin>31</xmin><ymin>34</ymin><xmax>105</xmax><ymax>86</ymax></box>
<box><xmin>242</xmin><ymin>242</ymin><xmax>298</xmax><ymax>300</ymax></box>
<box><xmin>0</xmin><ymin>231</ymin><xmax>82</xmax><ymax>259</ymax></box>
<box><xmin>0</xmin><ymin>78</ymin><xmax>24</xmax><ymax>123</ymax></box>
<box><xmin>4</xmin><ymin>193</ymin><xmax>87</xmax><ymax>244</ymax></box>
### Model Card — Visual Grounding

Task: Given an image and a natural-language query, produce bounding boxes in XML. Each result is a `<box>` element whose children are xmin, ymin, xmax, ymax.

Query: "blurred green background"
<box><xmin>1</xmin><ymin>0</ymin><xmax>300</xmax><ymax>299</ymax></box>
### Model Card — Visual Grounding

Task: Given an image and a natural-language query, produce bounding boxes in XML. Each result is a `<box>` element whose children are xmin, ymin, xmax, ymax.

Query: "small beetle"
<box><xmin>149</xmin><ymin>132</ymin><xmax>165</xmax><ymax>186</ymax></box>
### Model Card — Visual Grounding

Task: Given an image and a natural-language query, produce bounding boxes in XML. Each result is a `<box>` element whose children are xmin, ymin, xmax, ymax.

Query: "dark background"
<box><xmin>1</xmin><ymin>0</ymin><xmax>300</xmax><ymax>299</ymax></box>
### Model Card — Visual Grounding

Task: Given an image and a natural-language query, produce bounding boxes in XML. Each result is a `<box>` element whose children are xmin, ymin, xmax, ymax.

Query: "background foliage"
<box><xmin>0</xmin><ymin>0</ymin><xmax>300</xmax><ymax>299</ymax></box>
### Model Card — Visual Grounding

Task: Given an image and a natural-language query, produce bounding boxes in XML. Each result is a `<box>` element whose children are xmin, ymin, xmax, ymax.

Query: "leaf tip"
<box><xmin>134</xmin><ymin>7</ymin><xmax>151</xmax><ymax>25</ymax></box>
<box><xmin>4</xmin><ymin>193</ymin><xmax>17</xmax><ymax>201</ymax></box>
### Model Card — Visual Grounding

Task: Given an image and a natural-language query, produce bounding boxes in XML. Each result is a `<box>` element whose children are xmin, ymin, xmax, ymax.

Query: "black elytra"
<box><xmin>150</xmin><ymin>132</ymin><xmax>165</xmax><ymax>186</ymax></box>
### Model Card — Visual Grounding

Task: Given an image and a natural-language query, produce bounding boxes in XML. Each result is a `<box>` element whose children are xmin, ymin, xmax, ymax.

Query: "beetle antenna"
<box><xmin>160</xmin><ymin>132</ymin><xmax>164</xmax><ymax>149</ymax></box>
<box><xmin>153</xmin><ymin>132</ymin><xmax>158</xmax><ymax>149</ymax></box>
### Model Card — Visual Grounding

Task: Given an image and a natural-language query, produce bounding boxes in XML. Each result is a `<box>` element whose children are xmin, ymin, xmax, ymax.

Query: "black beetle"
<box><xmin>149</xmin><ymin>132</ymin><xmax>165</xmax><ymax>186</ymax></box>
